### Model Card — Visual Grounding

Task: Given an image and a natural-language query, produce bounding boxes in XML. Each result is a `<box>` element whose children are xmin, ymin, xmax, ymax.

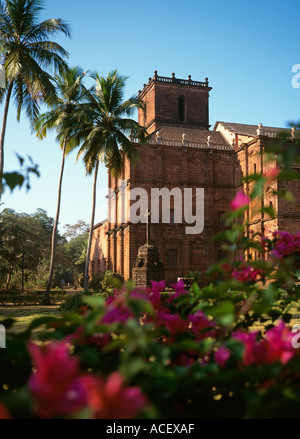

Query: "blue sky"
<box><xmin>2</xmin><ymin>0</ymin><xmax>300</xmax><ymax>233</ymax></box>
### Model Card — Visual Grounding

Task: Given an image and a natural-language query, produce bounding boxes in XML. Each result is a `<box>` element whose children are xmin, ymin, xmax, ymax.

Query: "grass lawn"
<box><xmin>0</xmin><ymin>299</ymin><xmax>299</xmax><ymax>337</ymax></box>
<box><xmin>0</xmin><ymin>305</ymin><xmax>61</xmax><ymax>335</ymax></box>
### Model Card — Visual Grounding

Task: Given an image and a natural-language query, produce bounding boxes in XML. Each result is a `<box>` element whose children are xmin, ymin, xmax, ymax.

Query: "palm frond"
<box><xmin>0</xmin><ymin>0</ymin><xmax>70</xmax><ymax>123</ymax></box>
<box><xmin>24</xmin><ymin>18</ymin><xmax>71</xmax><ymax>41</ymax></box>
<box><xmin>71</xmin><ymin>70</ymin><xmax>144</xmax><ymax>176</ymax></box>
<box><xmin>33</xmin><ymin>64</ymin><xmax>89</xmax><ymax>153</ymax></box>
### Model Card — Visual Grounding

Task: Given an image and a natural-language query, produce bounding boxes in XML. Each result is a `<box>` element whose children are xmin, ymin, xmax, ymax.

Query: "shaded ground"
<box><xmin>1</xmin><ymin>303</ymin><xmax>299</xmax><ymax>336</ymax></box>
<box><xmin>0</xmin><ymin>306</ymin><xmax>61</xmax><ymax>334</ymax></box>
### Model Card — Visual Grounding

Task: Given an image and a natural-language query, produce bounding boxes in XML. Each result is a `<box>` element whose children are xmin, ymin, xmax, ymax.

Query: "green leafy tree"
<box><xmin>0</xmin><ymin>0</ymin><xmax>71</xmax><ymax>183</ymax></box>
<box><xmin>0</xmin><ymin>208</ymin><xmax>24</xmax><ymax>289</ymax></box>
<box><xmin>62</xmin><ymin>220</ymin><xmax>89</xmax><ymax>241</ymax></box>
<box><xmin>34</xmin><ymin>66</ymin><xmax>88</xmax><ymax>304</ymax></box>
<box><xmin>72</xmin><ymin>70</ymin><xmax>146</xmax><ymax>292</ymax></box>
<box><xmin>0</xmin><ymin>208</ymin><xmax>56</xmax><ymax>290</ymax></box>
<box><xmin>63</xmin><ymin>231</ymin><xmax>88</xmax><ymax>286</ymax></box>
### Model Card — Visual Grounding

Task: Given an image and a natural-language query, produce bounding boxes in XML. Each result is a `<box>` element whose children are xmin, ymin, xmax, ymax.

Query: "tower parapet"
<box><xmin>138</xmin><ymin>71</ymin><xmax>212</xmax><ymax>133</ymax></box>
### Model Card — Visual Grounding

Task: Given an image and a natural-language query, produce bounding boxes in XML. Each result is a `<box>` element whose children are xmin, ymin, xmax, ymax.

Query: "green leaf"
<box><xmin>251</xmin><ymin>176</ymin><xmax>266</xmax><ymax>199</ymax></box>
<box><xmin>262</xmin><ymin>283</ymin><xmax>279</xmax><ymax>305</ymax></box>
<box><xmin>26</xmin><ymin>316</ymin><xmax>61</xmax><ymax>332</ymax></box>
<box><xmin>16</xmin><ymin>154</ymin><xmax>24</xmax><ymax>166</ymax></box>
<box><xmin>3</xmin><ymin>172</ymin><xmax>25</xmax><ymax>191</ymax></box>
<box><xmin>209</xmin><ymin>301</ymin><xmax>236</xmax><ymax>326</ymax></box>
<box><xmin>128</xmin><ymin>297</ymin><xmax>154</xmax><ymax>317</ymax></box>
<box><xmin>82</xmin><ymin>295</ymin><xmax>106</xmax><ymax>309</ymax></box>
<box><xmin>276</xmin><ymin>190</ymin><xmax>295</xmax><ymax>203</ymax></box>
<box><xmin>260</xmin><ymin>206</ymin><xmax>276</xmax><ymax>219</ymax></box>
<box><xmin>0</xmin><ymin>318</ymin><xmax>16</xmax><ymax>330</ymax></box>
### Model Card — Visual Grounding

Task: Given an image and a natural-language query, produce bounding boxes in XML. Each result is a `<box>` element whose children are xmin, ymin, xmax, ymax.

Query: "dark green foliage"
<box><xmin>0</xmin><ymin>155</ymin><xmax>40</xmax><ymax>195</ymax></box>
<box><xmin>0</xmin><ymin>209</ymin><xmax>89</xmax><ymax>291</ymax></box>
<box><xmin>89</xmin><ymin>270</ymin><xmax>124</xmax><ymax>292</ymax></box>
<box><xmin>59</xmin><ymin>293</ymin><xmax>85</xmax><ymax>311</ymax></box>
<box><xmin>0</xmin><ymin>292</ymin><xmax>66</xmax><ymax>306</ymax></box>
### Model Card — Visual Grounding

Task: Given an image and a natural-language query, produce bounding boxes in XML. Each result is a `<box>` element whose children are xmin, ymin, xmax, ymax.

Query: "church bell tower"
<box><xmin>138</xmin><ymin>71</ymin><xmax>212</xmax><ymax>134</ymax></box>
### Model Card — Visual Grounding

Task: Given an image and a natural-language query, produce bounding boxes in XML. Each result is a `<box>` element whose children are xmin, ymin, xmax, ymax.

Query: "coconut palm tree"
<box><xmin>72</xmin><ymin>70</ymin><xmax>146</xmax><ymax>293</ymax></box>
<box><xmin>0</xmin><ymin>0</ymin><xmax>71</xmax><ymax>181</ymax></box>
<box><xmin>34</xmin><ymin>66</ymin><xmax>88</xmax><ymax>304</ymax></box>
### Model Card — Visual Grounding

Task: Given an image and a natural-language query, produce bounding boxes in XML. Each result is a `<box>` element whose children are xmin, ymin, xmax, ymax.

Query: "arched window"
<box><xmin>178</xmin><ymin>96</ymin><xmax>185</xmax><ymax>121</ymax></box>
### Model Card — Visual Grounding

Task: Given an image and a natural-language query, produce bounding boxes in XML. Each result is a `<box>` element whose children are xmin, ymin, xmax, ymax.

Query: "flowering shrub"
<box><xmin>230</xmin><ymin>189</ymin><xmax>251</xmax><ymax>211</ymax></box>
<box><xmin>0</xmin><ymin>137</ymin><xmax>299</xmax><ymax>419</ymax></box>
<box><xmin>1</xmin><ymin>256</ymin><xmax>300</xmax><ymax>419</ymax></box>
<box><xmin>26</xmin><ymin>340</ymin><xmax>146</xmax><ymax>419</ymax></box>
<box><xmin>271</xmin><ymin>231</ymin><xmax>300</xmax><ymax>260</ymax></box>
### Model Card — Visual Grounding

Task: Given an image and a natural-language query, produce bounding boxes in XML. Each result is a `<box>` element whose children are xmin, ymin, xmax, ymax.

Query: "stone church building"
<box><xmin>89</xmin><ymin>71</ymin><xmax>300</xmax><ymax>285</ymax></box>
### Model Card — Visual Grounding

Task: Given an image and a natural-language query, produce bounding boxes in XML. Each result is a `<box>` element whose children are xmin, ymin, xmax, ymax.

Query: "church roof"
<box><xmin>214</xmin><ymin>121</ymin><xmax>295</xmax><ymax>137</ymax></box>
<box><xmin>151</xmin><ymin>125</ymin><xmax>229</xmax><ymax>146</ymax></box>
<box><xmin>92</xmin><ymin>219</ymin><xmax>108</xmax><ymax>231</ymax></box>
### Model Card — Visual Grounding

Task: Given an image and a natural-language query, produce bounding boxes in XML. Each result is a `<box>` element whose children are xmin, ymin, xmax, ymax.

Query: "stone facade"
<box><xmin>89</xmin><ymin>72</ymin><xmax>300</xmax><ymax>285</ymax></box>
<box><xmin>138</xmin><ymin>71</ymin><xmax>211</xmax><ymax>133</ymax></box>
<box><xmin>132</xmin><ymin>244</ymin><xmax>164</xmax><ymax>286</ymax></box>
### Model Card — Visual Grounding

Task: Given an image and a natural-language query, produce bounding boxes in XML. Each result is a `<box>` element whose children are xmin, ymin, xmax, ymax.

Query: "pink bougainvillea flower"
<box><xmin>86</xmin><ymin>333</ymin><xmax>110</xmax><ymax>349</ymax></box>
<box><xmin>230</xmin><ymin>190</ymin><xmax>250</xmax><ymax>211</ymax></box>
<box><xmin>130</xmin><ymin>283</ymin><xmax>165</xmax><ymax>311</ymax></box>
<box><xmin>173</xmin><ymin>353</ymin><xmax>196</xmax><ymax>367</ymax></box>
<box><xmin>271</xmin><ymin>231</ymin><xmax>300</xmax><ymax>260</ymax></box>
<box><xmin>27</xmin><ymin>340</ymin><xmax>87</xmax><ymax>418</ymax></box>
<box><xmin>171</xmin><ymin>279</ymin><xmax>186</xmax><ymax>295</ymax></box>
<box><xmin>148</xmin><ymin>280</ymin><xmax>165</xmax><ymax>310</ymax></box>
<box><xmin>261</xmin><ymin>320</ymin><xmax>295</xmax><ymax>365</ymax></box>
<box><xmin>28</xmin><ymin>340</ymin><xmax>147</xmax><ymax>419</ymax></box>
<box><xmin>167</xmin><ymin>279</ymin><xmax>189</xmax><ymax>304</ymax></box>
<box><xmin>263</xmin><ymin>166</ymin><xmax>280</xmax><ymax>181</ymax></box>
<box><xmin>157</xmin><ymin>310</ymin><xmax>189</xmax><ymax>336</ymax></box>
<box><xmin>233</xmin><ymin>321</ymin><xmax>296</xmax><ymax>366</ymax></box>
<box><xmin>231</xmin><ymin>265</ymin><xmax>262</xmax><ymax>283</ymax></box>
<box><xmin>151</xmin><ymin>280</ymin><xmax>166</xmax><ymax>294</ymax></box>
<box><xmin>81</xmin><ymin>372</ymin><xmax>147</xmax><ymax>419</ymax></box>
<box><xmin>188</xmin><ymin>310</ymin><xmax>216</xmax><ymax>340</ymax></box>
<box><xmin>221</xmin><ymin>262</ymin><xmax>231</xmax><ymax>272</ymax></box>
<box><xmin>130</xmin><ymin>286</ymin><xmax>149</xmax><ymax>301</ymax></box>
<box><xmin>102</xmin><ymin>305</ymin><xmax>132</xmax><ymax>325</ymax></box>
<box><xmin>101</xmin><ymin>294</ymin><xmax>133</xmax><ymax>325</ymax></box>
<box><xmin>66</xmin><ymin>326</ymin><xmax>109</xmax><ymax>349</ymax></box>
<box><xmin>260</xmin><ymin>379</ymin><xmax>277</xmax><ymax>390</ymax></box>
<box><xmin>233</xmin><ymin>330</ymin><xmax>260</xmax><ymax>366</ymax></box>
<box><xmin>214</xmin><ymin>346</ymin><xmax>231</xmax><ymax>368</ymax></box>
<box><xmin>0</xmin><ymin>401</ymin><xmax>11</xmax><ymax>419</ymax></box>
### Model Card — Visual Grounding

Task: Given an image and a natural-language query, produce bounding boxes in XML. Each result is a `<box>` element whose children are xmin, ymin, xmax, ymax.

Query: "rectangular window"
<box><xmin>217</xmin><ymin>211</ymin><xmax>226</xmax><ymax>226</ymax></box>
<box><xmin>166</xmin><ymin>249</ymin><xmax>177</xmax><ymax>267</ymax></box>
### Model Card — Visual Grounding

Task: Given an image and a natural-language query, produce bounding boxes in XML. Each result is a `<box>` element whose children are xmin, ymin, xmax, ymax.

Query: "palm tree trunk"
<box><xmin>6</xmin><ymin>262</ymin><xmax>13</xmax><ymax>290</ymax></box>
<box><xmin>0</xmin><ymin>82</ymin><xmax>13</xmax><ymax>187</ymax></box>
<box><xmin>43</xmin><ymin>139</ymin><xmax>67</xmax><ymax>305</ymax></box>
<box><xmin>84</xmin><ymin>160</ymin><xmax>99</xmax><ymax>293</ymax></box>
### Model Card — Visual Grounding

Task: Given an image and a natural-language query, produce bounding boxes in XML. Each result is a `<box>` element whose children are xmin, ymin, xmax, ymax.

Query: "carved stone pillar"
<box><xmin>112</xmin><ymin>231</ymin><xmax>117</xmax><ymax>273</ymax></box>
<box><xmin>120</xmin><ymin>228</ymin><xmax>124</xmax><ymax>277</ymax></box>
<box><xmin>107</xmin><ymin>232</ymin><xmax>111</xmax><ymax>271</ymax></box>
<box><xmin>132</xmin><ymin>244</ymin><xmax>164</xmax><ymax>287</ymax></box>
